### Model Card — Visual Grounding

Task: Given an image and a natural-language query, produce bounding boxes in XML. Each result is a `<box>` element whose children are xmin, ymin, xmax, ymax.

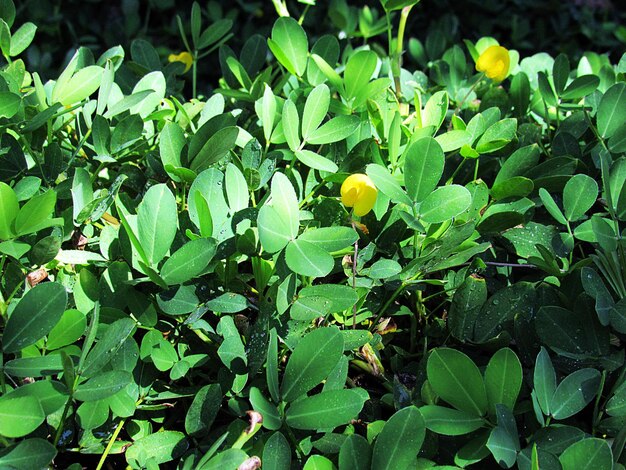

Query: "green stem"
<box><xmin>95</xmin><ymin>417</ymin><xmax>127</xmax><ymax>470</ymax></box>
<box><xmin>592</xmin><ymin>370</ymin><xmax>607</xmax><ymax>433</ymax></box>
<box><xmin>351</xmin><ymin>220</ymin><xmax>359</xmax><ymax>329</ymax></box>
<box><xmin>192</xmin><ymin>50</ymin><xmax>198</xmax><ymax>99</ymax></box>
<box><xmin>450</xmin><ymin>73</ymin><xmax>485</xmax><ymax>127</ymax></box>
<box><xmin>271</xmin><ymin>0</ymin><xmax>289</xmax><ymax>17</ymax></box>
<box><xmin>53</xmin><ymin>389</ymin><xmax>75</xmax><ymax>446</ymax></box>
<box><xmin>370</xmin><ymin>281</ymin><xmax>407</xmax><ymax>330</ymax></box>
<box><xmin>391</xmin><ymin>6</ymin><xmax>413</xmax><ymax>99</ymax></box>
<box><xmin>298</xmin><ymin>5</ymin><xmax>311</xmax><ymax>24</ymax></box>
<box><xmin>447</xmin><ymin>157</ymin><xmax>466</xmax><ymax>184</ymax></box>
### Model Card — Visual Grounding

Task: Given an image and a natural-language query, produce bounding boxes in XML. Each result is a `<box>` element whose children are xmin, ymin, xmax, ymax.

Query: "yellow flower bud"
<box><xmin>168</xmin><ymin>51</ymin><xmax>194</xmax><ymax>73</ymax></box>
<box><xmin>476</xmin><ymin>45</ymin><xmax>510</xmax><ymax>82</ymax></box>
<box><xmin>341</xmin><ymin>173</ymin><xmax>378</xmax><ymax>217</ymax></box>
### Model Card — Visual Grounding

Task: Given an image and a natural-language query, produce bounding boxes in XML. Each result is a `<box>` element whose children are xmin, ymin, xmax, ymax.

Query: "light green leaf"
<box><xmin>427</xmin><ymin>348</ymin><xmax>488</xmax><ymax>416</ymax></box>
<box><xmin>371</xmin><ymin>406</ymin><xmax>425</xmax><ymax>470</ymax></box>
<box><xmin>137</xmin><ymin>183</ymin><xmax>178</xmax><ymax>266</ymax></box>
<box><xmin>280</xmin><ymin>327</ymin><xmax>344</xmax><ymax>402</ymax></box>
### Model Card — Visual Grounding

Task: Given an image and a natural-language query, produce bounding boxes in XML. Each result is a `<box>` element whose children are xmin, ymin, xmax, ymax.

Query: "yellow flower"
<box><xmin>168</xmin><ymin>51</ymin><xmax>194</xmax><ymax>73</ymax></box>
<box><xmin>341</xmin><ymin>174</ymin><xmax>378</xmax><ymax>217</ymax></box>
<box><xmin>476</xmin><ymin>45</ymin><xmax>510</xmax><ymax>82</ymax></box>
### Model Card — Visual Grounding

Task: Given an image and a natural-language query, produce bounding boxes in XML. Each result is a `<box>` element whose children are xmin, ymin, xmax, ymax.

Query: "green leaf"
<box><xmin>298</xmin><ymin>226</ymin><xmax>357</xmax><ymax>252</ymax></box>
<box><xmin>510</xmin><ymin>72</ymin><xmax>531</xmax><ymax>116</ymax></box>
<box><xmin>552</xmin><ymin>53</ymin><xmax>569</xmax><ymax>95</ymax></box>
<box><xmin>125</xmin><ymin>431</ymin><xmax>188</xmax><ymax>466</ymax></box>
<box><xmin>419</xmin><ymin>185</ymin><xmax>472</xmax><ymax>224</ymax></box>
<box><xmin>491</xmin><ymin>176</ymin><xmax>534</xmax><ymax>201</ymax></box>
<box><xmin>280</xmin><ymin>327</ymin><xmax>344</xmax><ymax>402</ymax></box>
<box><xmin>189</xmin><ymin>126</ymin><xmax>239</xmax><ymax>172</ymax></box>
<box><xmin>563</xmin><ymin>174</ymin><xmax>598</xmax><ymax>221</ymax></box>
<box><xmin>307</xmin><ymin>35</ymin><xmax>340</xmax><ymax>86</ymax></box>
<box><xmin>382</xmin><ymin>0</ymin><xmax>420</xmax><ymax>11</ymax></box>
<box><xmin>81</xmin><ymin>318</ymin><xmax>136</xmax><ymax>377</ymax></box>
<box><xmin>344</xmin><ymin>50</ymin><xmax>377</xmax><ymax>101</ymax></box>
<box><xmin>0</xmin><ymin>380</ymin><xmax>68</xmax><ymax>415</ymax></box>
<box><xmin>487</xmin><ymin>426</ymin><xmax>518</xmax><ymax>468</ymax></box>
<box><xmin>427</xmin><ymin>348</ymin><xmax>488</xmax><ymax>416</ymax></box>
<box><xmin>3</xmin><ymin>355</ymin><xmax>65</xmax><ymax>379</ymax></box>
<box><xmin>367</xmin><ymin>259</ymin><xmax>402</xmax><ymax>279</ymax></box>
<box><xmin>295</xmin><ymin>149</ymin><xmax>338</xmax><ymax>173</ymax></box>
<box><xmin>160</xmin><ymin>122</ymin><xmax>186</xmax><ymax>182</ymax></box>
<box><xmin>533</xmin><ymin>347</ymin><xmax>556</xmax><ymax>416</ymax></box>
<box><xmin>185</xmin><ymin>384</ymin><xmax>222</xmax><ymax>437</ymax></box>
<box><xmin>206</xmin><ymin>293</ymin><xmax>248</xmax><ymax>313</ymax></box>
<box><xmin>559</xmin><ymin>438</ymin><xmax>613</xmax><ymax>470</ymax></box>
<box><xmin>338</xmin><ymin>434</ymin><xmax>371</xmax><ymax>470</ymax></box>
<box><xmin>303</xmin><ymin>455</ymin><xmax>335</xmax><ymax>470</ymax></box>
<box><xmin>404</xmin><ymin>137</ymin><xmax>445</xmax><ymax>203</ymax></box>
<box><xmin>103</xmin><ymin>90</ymin><xmax>154</xmax><ymax>119</ymax></box>
<box><xmin>74</xmin><ymin>370</ymin><xmax>132</xmax><ymax>401</ymax></box>
<box><xmin>475</xmin><ymin>118</ymin><xmax>517</xmax><ymax>153</ymax></box>
<box><xmin>299</xmin><ymin>284</ymin><xmax>358</xmax><ymax>313</ymax></box>
<box><xmin>306</xmin><ymin>115</ymin><xmax>360</xmax><ymax>145</ymax></box>
<box><xmin>550</xmin><ymin>368</ymin><xmax>601</xmax><ymax>420</ymax></box>
<box><xmin>77</xmin><ymin>400</ymin><xmax>109</xmax><ymax>430</ymax></box>
<box><xmin>536</xmin><ymin>306</ymin><xmax>609</xmax><ymax>356</ymax></box>
<box><xmin>258</xmin><ymin>172</ymin><xmax>299</xmax><ymax>253</ymax></box>
<box><xmin>0</xmin><ymin>396</ymin><xmax>44</xmax><ymax>438</ymax></box>
<box><xmin>494</xmin><ymin>145</ymin><xmax>540</xmax><ymax>185</ymax></box>
<box><xmin>539</xmin><ymin>188</ymin><xmax>567</xmax><ymax>225</ymax></box>
<box><xmin>137</xmin><ymin>183</ymin><xmax>178</xmax><ymax>266</ymax></box>
<box><xmin>57</xmin><ymin>66</ymin><xmax>104</xmax><ymax>105</ymax></box>
<box><xmin>422</xmin><ymin>90</ymin><xmax>449</xmax><ymax>132</ymax></box>
<box><xmin>267</xmin><ymin>329</ymin><xmax>280</xmax><ymax>403</ymax></box>
<box><xmin>268</xmin><ymin>17</ymin><xmax>308</xmax><ymax>76</ymax></box>
<box><xmin>46</xmin><ymin>309</ymin><xmax>86</xmax><ymax>350</ymax></box>
<box><xmin>160</xmin><ymin>238</ymin><xmax>217</xmax><ymax>285</ymax></box>
<box><xmin>197</xmin><ymin>19</ymin><xmax>232</xmax><ymax>50</ymax></box>
<box><xmin>420</xmin><ymin>405</ymin><xmax>484</xmax><ymax>436</ymax></box>
<box><xmin>249</xmin><ymin>387</ymin><xmax>282</xmax><ymax>430</ymax></box>
<box><xmin>140</xmin><ymin>329</ymin><xmax>178</xmax><ymax>371</ymax></box>
<box><xmin>263</xmin><ymin>432</ymin><xmax>291</xmax><ymax>470</ymax></box>
<box><xmin>448</xmin><ymin>274</ymin><xmax>487</xmax><ymax>341</ymax></box>
<box><xmin>14</xmin><ymin>189</ymin><xmax>57</xmax><ymax>237</ymax></box>
<box><xmin>561</xmin><ymin>75</ymin><xmax>599</xmax><ymax>100</ymax></box>
<box><xmin>484</xmin><ymin>348</ymin><xmax>522</xmax><ymax>414</ymax></box>
<box><xmin>0</xmin><ymin>181</ymin><xmax>18</xmax><ymax>239</ymax></box>
<box><xmin>0</xmin><ymin>91</ymin><xmax>20</xmax><ymax>118</ymax></box>
<box><xmin>435</xmin><ymin>129</ymin><xmax>472</xmax><ymax>152</ymax></box>
<box><xmin>225</xmin><ymin>163</ymin><xmax>248</xmax><ymax>213</ymax></box>
<box><xmin>282</xmin><ymin>99</ymin><xmax>301</xmax><ymax>151</ymax></box>
<box><xmin>2</xmin><ymin>282</ymin><xmax>67</xmax><ymax>353</ymax></box>
<box><xmin>371</xmin><ymin>406</ymin><xmax>425</xmax><ymax>470</ymax></box>
<box><xmin>285</xmin><ymin>389</ymin><xmax>367</xmax><ymax>430</ymax></box>
<box><xmin>598</xmin><ymin>82</ymin><xmax>626</xmax><ymax>139</ymax></box>
<box><xmin>0</xmin><ymin>1</ymin><xmax>16</xmax><ymax>28</ymax></box>
<box><xmin>285</xmin><ymin>239</ymin><xmax>334</xmax><ymax>278</ymax></box>
<box><xmin>474</xmin><ymin>282</ymin><xmax>535</xmax><ymax>343</ymax></box>
<box><xmin>197</xmin><ymin>449</ymin><xmax>247</xmax><ymax>470</ymax></box>
<box><xmin>0</xmin><ymin>438</ymin><xmax>57</xmax><ymax>469</ymax></box>
<box><xmin>366</xmin><ymin>163</ymin><xmax>412</xmax><ymax>206</ymax></box>
<box><xmin>302</xmin><ymin>84</ymin><xmax>330</xmax><ymax>141</ymax></box>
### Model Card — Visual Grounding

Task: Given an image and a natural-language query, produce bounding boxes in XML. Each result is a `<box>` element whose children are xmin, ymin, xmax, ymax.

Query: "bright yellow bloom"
<box><xmin>476</xmin><ymin>45</ymin><xmax>510</xmax><ymax>82</ymax></box>
<box><xmin>168</xmin><ymin>51</ymin><xmax>194</xmax><ymax>73</ymax></box>
<box><xmin>341</xmin><ymin>174</ymin><xmax>378</xmax><ymax>217</ymax></box>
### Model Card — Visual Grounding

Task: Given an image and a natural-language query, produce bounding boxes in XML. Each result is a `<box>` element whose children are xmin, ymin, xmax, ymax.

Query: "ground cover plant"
<box><xmin>1</xmin><ymin>0</ymin><xmax>626</xmax><ymax>468</ymax></box>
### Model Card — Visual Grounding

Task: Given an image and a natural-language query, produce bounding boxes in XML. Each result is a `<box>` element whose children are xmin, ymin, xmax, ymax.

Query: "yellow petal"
<box><xmin>476</xmin><ymin>45</ymin><xmax>510</xmax><ymax>82</ymax></box>
<box><xmin>168</xmin><ymin>51</ymin><xmax>194</xmax><ymax>73</ymax></box>
<box><xmin>340</xmin><ymin>173</ymin><xmax>378</xmax><ymax>216</ymax></box>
